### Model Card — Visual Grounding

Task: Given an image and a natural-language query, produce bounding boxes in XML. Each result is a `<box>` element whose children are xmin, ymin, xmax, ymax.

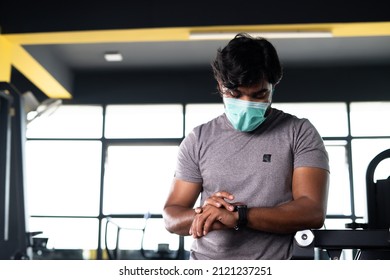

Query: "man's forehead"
<box><xmin>237</xmin><ymin>81</ymin><xmax>272</xmax><ymax>92</ymax></box>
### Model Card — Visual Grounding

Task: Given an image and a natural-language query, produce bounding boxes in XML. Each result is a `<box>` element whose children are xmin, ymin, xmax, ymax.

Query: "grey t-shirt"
<box><xmin>174</xmin><ymin>108</ymin><xmax>329</xmax><ymax>260</ymax></box>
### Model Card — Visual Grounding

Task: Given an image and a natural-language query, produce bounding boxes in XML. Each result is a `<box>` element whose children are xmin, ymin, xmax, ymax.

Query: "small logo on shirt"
<box><xmin>263</xmin><ymin>154</ymin><xmax>272</xmax><ymax>163</ymax></box>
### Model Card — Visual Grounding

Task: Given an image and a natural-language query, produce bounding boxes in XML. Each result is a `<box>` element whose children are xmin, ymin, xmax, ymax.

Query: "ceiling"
<box><xmin>24</xmin><ymin>36</ymin><xmax>390</xmax><ymax>71</ymax></box>
<box><xmin>1</xmin><ymin>1</ymin><xmax>390</xmax><ymax>99</ymax></box>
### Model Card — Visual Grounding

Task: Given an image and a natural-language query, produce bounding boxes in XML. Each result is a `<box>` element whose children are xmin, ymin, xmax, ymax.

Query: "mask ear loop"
<box><xmin>268</xmin><ymin>86</ymin><xmax>275</xmax><ymax>104</ymax></box>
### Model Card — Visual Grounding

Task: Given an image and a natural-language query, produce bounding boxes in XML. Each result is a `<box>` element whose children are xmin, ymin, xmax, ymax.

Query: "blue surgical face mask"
<box><xmin>223</xmin><ymin>97</ymin><xmax>270</xmax><ymax>132</ymax></box>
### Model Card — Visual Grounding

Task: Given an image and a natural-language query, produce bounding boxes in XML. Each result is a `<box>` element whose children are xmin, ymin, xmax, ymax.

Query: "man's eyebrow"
<box><xmin>251</xmin><ymin>88</ymin><xmax>271</xmax><ymax>95</ymax></box>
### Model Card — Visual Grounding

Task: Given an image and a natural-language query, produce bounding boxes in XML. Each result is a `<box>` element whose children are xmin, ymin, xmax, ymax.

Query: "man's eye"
<box><xmin>254</xmin><ymin>94</ymin><xmax>265</xmax><ymax>99</ymax></box>
<box><xmin>254</xmin><ymin>92</ymin><xmax>268</xmax><ymax>99</ymax></box>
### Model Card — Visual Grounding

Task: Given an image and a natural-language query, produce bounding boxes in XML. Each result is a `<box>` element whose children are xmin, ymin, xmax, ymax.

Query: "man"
<box><xmin>163</xmin><ymin>33</ymin><xmax>329</xmax><ymax>260</ymax></box>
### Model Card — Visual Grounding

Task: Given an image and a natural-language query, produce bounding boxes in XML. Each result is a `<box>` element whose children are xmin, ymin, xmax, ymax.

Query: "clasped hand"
<box><xmin>189</xmin><ymin>191</ymin><xmax>240</xmax><ymax>239</ymax></box>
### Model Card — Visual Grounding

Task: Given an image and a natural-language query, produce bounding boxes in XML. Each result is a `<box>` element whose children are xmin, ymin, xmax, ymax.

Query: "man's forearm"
<box><xmin>246</xmin><ymin>198</ymin><xmax>326</xmax><ymax>234</ymax></box>
<box><xmin>163</xmin><ymin>206</ymin><xmax>196</xmax><ymax>236</ymax></box>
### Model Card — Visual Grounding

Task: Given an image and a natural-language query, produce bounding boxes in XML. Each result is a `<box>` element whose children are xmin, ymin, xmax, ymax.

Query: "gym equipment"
<box><xmin>293</xmin><ymin>149</ymin><xmax>390</xmax><ymax>260</ymax></box>
<box><xmin>104</xmin><ymin>214</ymin><xmax>185</xmax><ymax>260</ymax></box>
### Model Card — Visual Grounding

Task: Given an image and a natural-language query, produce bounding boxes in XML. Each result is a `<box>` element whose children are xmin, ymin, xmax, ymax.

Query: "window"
<box><xmin>103</xmin><ymin>218</ymin><xmax>179</xmax><ymax>251</ymax></box>
<box><xmin>25</xmin><ymin>105</ymin><xmax>103</xmax><ymax>254</ymax></box>
<box><xmin>105</xmin><ymin>104</ymin><xmax>183</xmax><ymax>139</ymax></box>
<box><xmin>350</xmin><ymin>102</ymin><xmax>390</xmax><ymax>136</ymax></box>
<box><xmin>29</xmin><ymin>217</ymin><xmax>99</xmax><ymax>250</ymax></box>
<box><xmin>103</xmin><ymin>145</ymin><xmax>179</xmax><ymax>214</ymax></box>
<box><xmin>185</xmin><ymin>104</ymin><xmax>224</xmax><ymax>135</ymax></box>
<box><xmin>26</xmin><ymin>141</ymin><xmax>102</xmax><ymax>216</ymax></box>
<box><xmin>274</xmin><ymin>102</ymin><xmax>348</xmax><ymax>137</ymax></box>
<box><xmin>324</xmin><ymin>141</ymin><xmax>351</xmax><ymax>216</ymax></box>
<box><xmin>27</xmin><ymin>105</ymin><xmax>103</xmax><ymax>138</ymax></box>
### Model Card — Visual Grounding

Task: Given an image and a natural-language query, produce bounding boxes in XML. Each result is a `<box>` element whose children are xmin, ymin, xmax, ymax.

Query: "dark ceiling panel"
<box><xmin>1</xmin><ymin>0</ymin><xmax>390</xmax><ymax>33</ymax></box>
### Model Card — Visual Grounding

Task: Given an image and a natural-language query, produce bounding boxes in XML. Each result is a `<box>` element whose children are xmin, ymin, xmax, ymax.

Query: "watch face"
<box><xmin>234</xmin><ymin>204</ymin><xmax>247</xmax><ymax>211</ymax></box>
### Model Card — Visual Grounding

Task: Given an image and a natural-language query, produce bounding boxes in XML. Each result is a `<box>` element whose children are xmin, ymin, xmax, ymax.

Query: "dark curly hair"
<box><xmin>211</xmin><ymin>33</ymin><xmax>283</xmax><ymax>90</ymax></box>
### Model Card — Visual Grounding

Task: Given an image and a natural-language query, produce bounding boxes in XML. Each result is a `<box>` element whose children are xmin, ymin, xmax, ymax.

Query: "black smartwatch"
<box><xmin>233</xmin><ymin>204</ymin><xmax>248</xmax><ymax>230</ymax></box>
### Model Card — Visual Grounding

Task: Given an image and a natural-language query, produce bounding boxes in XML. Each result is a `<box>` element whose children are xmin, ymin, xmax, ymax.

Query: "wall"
<box><xmin>70</xmin><ymin>65</ymin><xmax>390</xmax><ymax>105</ymax></box>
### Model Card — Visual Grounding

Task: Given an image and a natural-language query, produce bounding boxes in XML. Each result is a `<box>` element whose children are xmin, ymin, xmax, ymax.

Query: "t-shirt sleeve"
<box><xmin>293</xmin><ymin>119</ymin><xmax>330</xmax><ymax>171</ymax></box>
<box><xmin>174</xmin><ymin>129</ymin><xmax>203</xmax><ymax>183</ymax></box>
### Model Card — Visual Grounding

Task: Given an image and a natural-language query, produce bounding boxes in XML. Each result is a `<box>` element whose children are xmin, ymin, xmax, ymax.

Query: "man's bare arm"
<box><xmin>163</xmin><ymin>178</ymin><xmax>202</xmax><ymax>236</ymax></box>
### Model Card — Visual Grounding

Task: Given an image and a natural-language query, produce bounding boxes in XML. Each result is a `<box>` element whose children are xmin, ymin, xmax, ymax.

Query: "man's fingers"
<box><xmin>214</xmin><ymin>191</ymin><xmax>234</xmax><ymax>200</ymax></box>
<box><xmin>211</xmin><ymin>191</ymin><xmax>235</xmax><ymax>211</ymax></box>
<box><xmin>203</xmin><ymin>196</ymin><xmax>235</xmax><ymax>211</ymax></box>
<box><xmin>203</xmin><ymin>197</ymin><xmax>223</xmax><ymax>207</ymax></box>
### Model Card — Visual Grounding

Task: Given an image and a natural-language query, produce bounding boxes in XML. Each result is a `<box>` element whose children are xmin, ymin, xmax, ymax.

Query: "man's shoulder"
<box><xmin>271</xmin><ymin>108</ymin><xmax>299</xmax><ymax>120</ymax></box>
<box><xmin>264</xmin><ymin>108</ymin><xmax>318</xmax><ymax>137</ymax></box>
<box><xmin>268</xmin><ymin>108</ymin><xmax>303</xmax><ymax>127</ymax></box>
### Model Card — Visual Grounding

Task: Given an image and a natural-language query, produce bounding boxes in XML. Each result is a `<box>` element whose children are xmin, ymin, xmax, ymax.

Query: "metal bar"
<box><xmin>0</xmin><ymin>89</ymin><xmax>13</xmax><ymax>242</ymax></box>
<box><xmin>313</xmin><ymin>229</ymin><xmax>390</xmax><ymax>249</ymax></box>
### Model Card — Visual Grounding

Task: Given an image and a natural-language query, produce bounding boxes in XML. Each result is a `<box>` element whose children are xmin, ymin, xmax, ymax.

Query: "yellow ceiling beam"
<box><xmin>1</xmin><ymin>35</ymin><xmax>72</xmax><ymax>98</ymax></box>
<box><xmin>0</xmin><ymin>36</ymin><xmax>12</xmax><ymax>83</ymax></box>
<box><xmin>4</xmin><ymin>22</ymin><xmax>390</xmax><ymax>45</ymax></box>
<box><xmin>331</xmin><ymin>22</ymin><xmax>390</xmax><ymax>37</ymax></box>
<box><xmin>11</xmin><ymin>43</ymin><xmax>72</xmax><ymax>99</ymax></box>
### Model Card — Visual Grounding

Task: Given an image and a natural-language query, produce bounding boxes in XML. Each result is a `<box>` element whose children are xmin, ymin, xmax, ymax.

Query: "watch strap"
<box><xmin>234</xmin><ymin>205</ymin><xmax>248</xmax><ymax>230</ymax></box>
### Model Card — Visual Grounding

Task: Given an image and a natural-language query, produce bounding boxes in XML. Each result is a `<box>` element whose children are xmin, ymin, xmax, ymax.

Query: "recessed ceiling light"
<box><xmin>104</xmin><ymin>52</ymin><xmax>123</xmax><ymax>62</ymax></box>
<box><xmin>189</xmin><ymin>31</ymin><xmax>333</xmax><ymax>40</ymax></box>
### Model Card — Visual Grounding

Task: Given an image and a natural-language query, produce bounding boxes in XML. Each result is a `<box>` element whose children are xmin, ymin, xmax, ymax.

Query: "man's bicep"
<box><xmin>292</xmin><ymin>167</ymin><xmax>329</xmax><ymax>208</ymax></box>
<box><xmin>164</xmin><ymin>178</ymin><xmax>202</xmax><ymax>209</ymax></box>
